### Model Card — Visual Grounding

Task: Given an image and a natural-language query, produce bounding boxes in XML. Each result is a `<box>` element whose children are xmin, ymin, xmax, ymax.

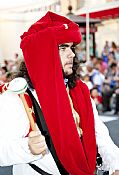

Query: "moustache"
<box><xmin>65</xmin><ymin>62</ymin><xmax>73</xmax><ymax>66</ymax></box>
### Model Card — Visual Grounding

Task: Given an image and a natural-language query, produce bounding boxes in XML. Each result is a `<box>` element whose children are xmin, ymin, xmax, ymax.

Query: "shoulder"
<box><xmin>0</xmin><ymin>84</ymin><xmax>7</xmax><ymax>94</ymax></box>
<box><xmin>0</xmin><ymin>78</ymin><xmax>28</xmax><ymax>109</ymax></box>
<box><xmin>76</xmin><ymin>79</ymin><xmax>85</xmax><ymax>86</ymax></box>
<box><xmin>76</xmin><ymin>80</ymin><xmax>90</xmax><ymax>91</ymax></box>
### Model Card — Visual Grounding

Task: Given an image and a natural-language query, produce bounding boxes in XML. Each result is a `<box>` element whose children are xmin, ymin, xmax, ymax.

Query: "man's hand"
<box><xmin>28</xmin><ymin>130</ymin><xmax>47</xmax><ymax>155</ymax></box>
<box><xmin>112</xmin><ymin>170</ymin><xmax>119</xmax><ymax>175</ymax></box>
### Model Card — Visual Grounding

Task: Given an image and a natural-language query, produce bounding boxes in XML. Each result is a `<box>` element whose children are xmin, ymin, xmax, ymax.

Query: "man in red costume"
<box><xmin>20</xmin><ymin>11</ymin><xmax>96</xmax><ymax>175</ymax></box>
<box><xmin>0</xmin><ymin>11</ymin><xmax>119</xmax><ymax>175</ymax></box>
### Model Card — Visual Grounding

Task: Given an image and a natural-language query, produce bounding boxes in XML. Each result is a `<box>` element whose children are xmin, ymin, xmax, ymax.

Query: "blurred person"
<box><xmin>0</xmin><ymin>72</ymin><xmax>7</xmax><ymax>84</ymax></box>
<box><xmin>96</xmin><ymin>57</ymin><xmax>108</xmax><ymax>75</ymax></box>
<box><xmin>102</xmin><ymin>41</ymin><xmax>110</xmax><ymax>64</ymax></box>
<box><xmin>115</xmin><ymin>46</ymin><xmax>119</xmax><ymax>62</ymax></box>
<box><xmin>83</xmin><ymin>73</ymin><xmax>93</xmax><ymax>90</ymax></box>
<box><xmin>114</xmin><ymin>89</ymin><xmax>119</xmax><ymax>115</ymax></box>
<box><xmin>0</xmin><ymin>11</ymin><xmax>119</xmax><ymax>175</ymax></box>
<box><xmin>90</xmin><ymin>56</ymin><xmax>98</xmax><ymax>67</ymax></box>
<box><xmin>4</xmin><ymin>59</ymin><xmax>9</xmax><ymax>70</ymax></box>
<box><xmin>90</xmin><ymin>87</ymin><xmax>103</xmax><ymax>114</ymax></box>
<box><xmin>110</xmin><ymin>41</ymin><xmax>117</xmax><ymax>53</ymax></box>
<box><xmin>107</xmin><ymin>52</ymin><xmax>116</xmax><ymax>67</ymax></box>
<box><xmin>102</xmin><ymin>63</ymin><xmax>118</xmax><ymax>112</ymax></box>
<box><xmin>113</xmin><ymin>61</ymin><xmax>119</xmax><ymax>114</ymax></box>
<box><xmin>0</xmin><ymin>65</ymin><xmax>8</xmax><ymax>84</ymax></box>
<box><xmin>102</xmin><ymin>47</ymin><xmax>109</xmax><ymax>64</ymax></box>
<box><xmin>86</xmin><ymin>61</ymin><xmax>105</xmax><ymax>93</ymax></box>
<box><xmin>104</xmin><ymin>41</ymin><xmax>110</xmax><ymax>52</ymax></box>
<box><xmin>14</xmin><ymin>53</ymin><xmax>19</xmax><ymax>60</ymax></box>
<box><xmin>6</xmin><ymin>60</ymin><xmax>17</xmax><ymax>72</ymax></box>
<box><xmin>75</xmin><ymin>44</ymin><xmax>86</xmax><ymax>63</ymax></box>
<box><xmin>0</xmin><ymin>64</ymin><xmax>8</xmax><ymax>74</ymax></box>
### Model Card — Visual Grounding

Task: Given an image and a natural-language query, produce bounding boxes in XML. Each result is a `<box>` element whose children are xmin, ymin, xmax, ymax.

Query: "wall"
<box><xmin>0</xmin><ymin>11</ymin><xmax>52</xmax><ymax>62</ymax></box>
<box><xmin>0</xmin><ymin>0</ymin><xmax>60</xmax><ymax>62</ymax></box>
<box><xmin>0</xmin><ymin>15</ymin><xmax>25</xmax><ymax>61</ymax></box>
<box><xmin>96</xmin><ymin>18</ymin><xmax>119</xmax><ymax>56</ymax></box>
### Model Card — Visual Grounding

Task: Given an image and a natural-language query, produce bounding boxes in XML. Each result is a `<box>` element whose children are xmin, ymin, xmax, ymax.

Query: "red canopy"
<box><xmin>86</xmin><ymin>7</ymin><xmax>119</xmax><ymax>19</ymax></box>
<box><xmin>75</xmin><ymin>1</ymin><xmax>119</xmax><ymax>19</ymax></box>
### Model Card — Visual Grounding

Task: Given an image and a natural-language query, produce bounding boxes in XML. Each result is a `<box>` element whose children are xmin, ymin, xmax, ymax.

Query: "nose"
<box><xmin>68</xmin><ymin>48</ymin><xmax>75</xmax><ymax>58</ymax></box>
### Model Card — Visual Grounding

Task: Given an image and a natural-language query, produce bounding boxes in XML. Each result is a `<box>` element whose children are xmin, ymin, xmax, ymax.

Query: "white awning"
<box><xmin>0</xmin><ymin>0</ymin><xmax>58</xmax><ymax>13</ymax></box>
<box><xmin>75</xmin><ymin>1</ymin><xmax>119</xmax><ymax>16</ymax></box>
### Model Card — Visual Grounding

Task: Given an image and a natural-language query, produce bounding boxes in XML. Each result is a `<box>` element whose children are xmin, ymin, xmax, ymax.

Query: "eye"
<box><xmin>58</xmin><ymin>46</ymin><xmax>66</xmax><ymax>51</ymax></box>
<box><xmin>71</xmin><ymin>46</ymin><xmax>76</xmax><ymax>51</ymax></box>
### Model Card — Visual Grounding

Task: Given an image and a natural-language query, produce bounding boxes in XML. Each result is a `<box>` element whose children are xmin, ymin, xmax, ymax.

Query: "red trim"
<box><xmin>81</xmin><ymin>7</ymin><xmax>119</xmax><ymax>19</ymax></box>
<box><xmin>90</xmin><ymin>8</ymin><xmax>119</xmax><ymax>19</ymax></box>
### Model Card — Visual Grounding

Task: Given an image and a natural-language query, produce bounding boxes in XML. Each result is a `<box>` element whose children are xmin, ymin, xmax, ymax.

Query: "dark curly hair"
<box><xmin>15</xmin><ymin>61</ymin><xmax>34</xmax><ymax>90</ymax></box>
<box><xmin>16</xmin><ymin>50</ymin><xmax>80</xmax><ymax>90</ymax></box>
<box><xmin>64</xmin><ymin>48</ymin><xmax>81</xmax><ymax>89</ymax></box>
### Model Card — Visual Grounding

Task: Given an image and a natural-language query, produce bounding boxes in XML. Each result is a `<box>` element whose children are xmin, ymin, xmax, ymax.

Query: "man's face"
<box><xmin>59</xmin><ymin>42</ymin><xmax>75</xmax><ymax>76</ymax></box>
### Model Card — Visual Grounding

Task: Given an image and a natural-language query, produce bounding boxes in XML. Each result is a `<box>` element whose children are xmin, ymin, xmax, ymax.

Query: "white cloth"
<box><xmin>0</xmin><ymin>90</ymin><xmax>60</xmax><ymax>175</ymax></box>
<box><xmin>0</xmin><ymin>90</ymin><xmax>119</xmax><ymax>175</ymax></box>
<box><xmin>91</xmin><ymin>98</ymin><xmax>119</xmax><ymax>174</ymax></box>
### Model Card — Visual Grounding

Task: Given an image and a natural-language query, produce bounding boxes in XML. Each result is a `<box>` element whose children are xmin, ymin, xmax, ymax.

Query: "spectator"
<box><xmin>91</xmin><ymin>87</ymin><xmax>103</xmax><ymax>114</ymax></box>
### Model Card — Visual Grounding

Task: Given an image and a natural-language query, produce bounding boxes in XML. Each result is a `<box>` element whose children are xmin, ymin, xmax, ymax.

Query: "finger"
<box><xmin>31</xmin><ymin>138</ymin><xmax>46</xmax><ymax>146</ymax></box>
<box><xmin>32</xmin><ymin>142</ymin><xmax>47</xmax><ymax>150</ymax></box>
<box><xmin>37</xmin><ymin>140</ymin><xmax>46</xmax><ymax>147</ymax></box>
<box><xmin>29</xmin><ymin>135</ymin><xmax>45</xmax><ymax>144</ymax></box>
<box><xmin>30</xmin><ymin>144</ymin><xmax>47</xmax><ymax>155</ymax></box>
<box><xmin>42</xmin><ymin>150</ymin><xmax>47</xmax><ymax>156</ymax></box>
<box><xmin>29</xmin><ymin>130</ymin><xmax>41</xmax><ymax>137</ymax></box>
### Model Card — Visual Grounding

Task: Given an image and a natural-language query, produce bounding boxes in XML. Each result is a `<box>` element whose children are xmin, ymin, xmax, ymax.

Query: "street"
<box><xmin>97</xmin><ymin>114</ymin><xmax>119</xmax><ymax>175</ymax></box>
<box><xmin>100</xmin><ymin>114</ymin><xmax>119</xmax><ymax>147</ymax></box>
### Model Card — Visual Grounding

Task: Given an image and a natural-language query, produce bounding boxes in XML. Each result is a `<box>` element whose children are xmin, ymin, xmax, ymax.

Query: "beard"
<box><xmin>62</xmin><ymin>69</ymin><xmax>73</xmax><ymax>79</ymax></box>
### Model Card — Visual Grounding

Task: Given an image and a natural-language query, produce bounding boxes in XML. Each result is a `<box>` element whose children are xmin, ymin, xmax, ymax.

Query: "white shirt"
<box><xmin>0</xmin><ymin>90</ymin><xmax>119</xmax><ymax>175</ymax></box>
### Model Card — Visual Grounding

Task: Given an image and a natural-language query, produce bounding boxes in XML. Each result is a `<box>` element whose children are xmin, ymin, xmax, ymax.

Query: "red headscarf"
<box><xmin>20</xmin><ymin>11</ymin><xmax>96</xmax><ymax>175</ymax></box>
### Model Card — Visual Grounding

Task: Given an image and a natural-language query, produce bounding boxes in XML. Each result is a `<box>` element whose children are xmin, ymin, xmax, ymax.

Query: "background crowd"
<box><xmin>0</xmin><ymin>41</ymin><xmax>119</xmax><ymax>115</ymax></box>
